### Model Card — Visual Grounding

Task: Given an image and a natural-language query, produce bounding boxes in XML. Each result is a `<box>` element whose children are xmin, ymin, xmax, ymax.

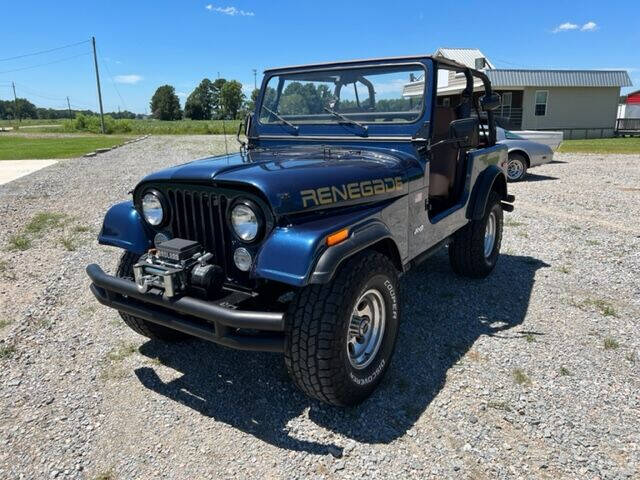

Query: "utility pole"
<box><xmin>252</xmin><ymin>69</ymin><xmax>257</xmax><ymax>90</ymax></box>
<box><xmin>11</xmin><ymin>81</ymin><xmax>20</xmax><ymax>124</ymax></box>
<box><xmin>66</xmin><ymin>96</ymin><xmax>72</xmax><ymax>119</ymax></box>
<box><xmin>91</xmin><ymin>36</ymin><xmax>105</xmax><ymax>134</ymax></box>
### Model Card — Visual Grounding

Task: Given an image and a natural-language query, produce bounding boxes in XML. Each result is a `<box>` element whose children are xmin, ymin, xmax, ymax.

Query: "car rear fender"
<box><xmin>466</xmin><ymin>165</ymin><xmax>509</xmax><ymax>220</ymax></box>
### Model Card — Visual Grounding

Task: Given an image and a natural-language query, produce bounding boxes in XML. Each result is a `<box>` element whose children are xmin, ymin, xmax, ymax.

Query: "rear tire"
<box><xmin>449</xmin><ymin>191</ymin><xmax>503</xmax><ymax>278</ymax></box>
<box><xmin>284</xmin><ymin>251</ymin><xmax>400</xmax><ymax>406</ymax></box>
<box><xmin>115</xmin><ymin>251</ymin><xmax>187</xmax><ymax>341</ymax></box>
<box><xmin>506</xmin><ymin>153</ymin><xmax>527</xmax><ymax>182</ymax></box>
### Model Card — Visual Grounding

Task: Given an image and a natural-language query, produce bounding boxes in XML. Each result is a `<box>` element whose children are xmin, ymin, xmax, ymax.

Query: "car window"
<box><xmin>504</xmin><ymin>130</ymin><xmax>524</xmax><ymax>140</ymax></box>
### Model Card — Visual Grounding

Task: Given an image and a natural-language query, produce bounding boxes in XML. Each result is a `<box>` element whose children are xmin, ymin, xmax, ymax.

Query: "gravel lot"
<box><xmin>1</xmin><ymin>136</ymin><xmax>638</xmax><ymax>479</ymax></box>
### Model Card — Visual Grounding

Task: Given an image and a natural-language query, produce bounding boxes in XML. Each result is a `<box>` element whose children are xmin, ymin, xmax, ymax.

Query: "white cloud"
<box><xmin>553</xmin><ymin>22</ymin><xmax>578</xmax><ymax>33</ymax></box>
<box><xmin>205</xmin><ymin>4</ymin><xmax>254</xmax><ymax>16</ymax></box>
<box><xmin>581</xmin><ymin>21</ymin><xmax>597</xmax><ymax>31</ymax></box>
<box><xmin>114</xmin><ymin>74</ymin><xmax>143</xmax><ymax>85</ymax></box>
<box><xmin>176</xmin><ymin>91</ymin><xmax>188</xmax><ymax>98</ymax></box>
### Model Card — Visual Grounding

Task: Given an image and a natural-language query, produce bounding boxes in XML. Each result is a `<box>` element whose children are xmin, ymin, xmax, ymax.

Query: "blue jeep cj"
<box><xmin>87</xmin><ymin>55</ymin><xmax>514</xmax><ymax>406</ymax></box>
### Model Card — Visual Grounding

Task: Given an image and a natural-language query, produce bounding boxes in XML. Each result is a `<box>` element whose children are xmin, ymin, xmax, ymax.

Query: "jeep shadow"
<box><xmin>135</xmin><ymin>252</ymin><xmax>548</xmax><ymax>454</ymax></box>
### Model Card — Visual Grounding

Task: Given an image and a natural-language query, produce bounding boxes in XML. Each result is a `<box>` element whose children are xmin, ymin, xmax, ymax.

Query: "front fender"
<box><xmin>254</xmin><ymin>205</ymin><xmax>397</xmax><ymax>287</ymax></box>
<box><xmin>98</xmin><ymin>201</ymin><xmax>153</xmax><ymax>254</ymax></box>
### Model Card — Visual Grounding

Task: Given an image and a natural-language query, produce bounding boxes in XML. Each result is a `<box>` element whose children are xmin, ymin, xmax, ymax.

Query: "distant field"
<box><xmin>1</xmin><ymin>118</ymin><xmax>242</xmax><ymax>135</ymax></box>
<box><xmin>0</xmin><ymin>135</ymin><xmax>132</xmax><ymax>160</ymax></box>
<box><xmin>0</xmin><ymin>119</ymin><xmax>64</xmax><ymax>128</ymax></box>
<box><xmin>558</xmin><ymin>137</ymin><xmax>640</xmax><ymax>154</ymax></box>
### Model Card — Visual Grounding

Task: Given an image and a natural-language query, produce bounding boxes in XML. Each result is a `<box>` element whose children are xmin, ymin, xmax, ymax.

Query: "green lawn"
<box><xmin>0</xmin><ymin>135</ymin><xmax>131</xmax><ymax>160</ymax></box>
<box><xmin>558</xmin><ymin>137</ymin><xmax>640</xmax><ymax>154</ymax></box>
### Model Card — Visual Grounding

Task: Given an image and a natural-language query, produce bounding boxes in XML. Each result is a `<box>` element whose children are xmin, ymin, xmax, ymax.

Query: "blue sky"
<box><xmin>1</xmin><ymin>0</ymin><xmax>638</xmax><ymax>113</ymax></box>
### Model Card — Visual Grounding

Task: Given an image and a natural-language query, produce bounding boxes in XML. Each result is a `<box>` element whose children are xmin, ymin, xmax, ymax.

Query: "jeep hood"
<box><xmin>140</xmin><ymin>147</ymin><xmax>421</xmax><ymax>215</ymax></box>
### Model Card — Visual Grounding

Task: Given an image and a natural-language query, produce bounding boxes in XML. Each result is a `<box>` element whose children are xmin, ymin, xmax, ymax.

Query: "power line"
<box><xmin>99</xmin><ymin>49</ymin><xmax>128</xmax><ymax>111</ymax></box>
<box><xmin>0</xmin><ymin>39</ymin><xmax>90</xmax><ymax>62</ymax></box>
<box><xmin>0</xmin><ymin>52</ymin><xmax>91</xmax><ymax>75</ymax></box>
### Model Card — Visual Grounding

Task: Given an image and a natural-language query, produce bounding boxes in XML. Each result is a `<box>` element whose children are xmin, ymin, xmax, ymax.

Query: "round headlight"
<box><xmin>231</xmin><ymin>202</ymin><xmax>259</xmax><ymax>241</ymax></box>
<box><xmin>142</xmin><ymin>192</ymin><xmax>164</xmax><ymax>226</ymax></box>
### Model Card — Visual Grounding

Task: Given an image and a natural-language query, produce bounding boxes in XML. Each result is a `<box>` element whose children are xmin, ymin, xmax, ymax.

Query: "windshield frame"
<box><xmin>256</xmin><ymin>61</ymin><xmax>428</xmax><ymax>129</ymax></box>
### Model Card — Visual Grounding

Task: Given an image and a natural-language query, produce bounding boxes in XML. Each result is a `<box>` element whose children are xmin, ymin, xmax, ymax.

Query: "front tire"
<box><xmin>284</xmin><ymin>251</ymin><xmax>400</xmax><ymax>406</ymax></box>
<box><xmin>506</xmin><ymin>153</ymin><xmax>527</xmax><ymax>182</ymax></box>
<box><xmin>449</xmin><ymin>191</ymin><xmax>503</xmax><ymax>278</ymax></box>
<box><xmin>115</xmin><ymin>252</ymin><xmax>187</xmax><ymax>341</ymax></box>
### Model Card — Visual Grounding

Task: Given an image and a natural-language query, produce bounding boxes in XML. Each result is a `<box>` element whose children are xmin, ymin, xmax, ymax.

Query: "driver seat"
<box><xmin>429</xmin><ymin>106</ymin><xmax>458</xmax><ymax>199</ymax></box>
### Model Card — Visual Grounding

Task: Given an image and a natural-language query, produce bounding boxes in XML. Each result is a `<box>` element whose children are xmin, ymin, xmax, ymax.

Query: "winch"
<box><xmin>133</xmin><ymin>238</ymin><xmax>222</xmax><ymax>298</ymax></box>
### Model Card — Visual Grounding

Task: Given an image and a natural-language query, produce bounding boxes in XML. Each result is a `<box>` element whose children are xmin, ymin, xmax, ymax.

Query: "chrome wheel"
<box><xmin>347</xmin><ymin>288</ymin><xmax>386</xmax><ymax>369</ymax></box>
<box><xmin>507</xmin><ymin>158</ymin><xmax>525</xmax><ymax>180</ymax></box>
<box><xmin>484</xmin><ymin>211</ymin><xmax>496</xmax><ymax>258</ymax></box>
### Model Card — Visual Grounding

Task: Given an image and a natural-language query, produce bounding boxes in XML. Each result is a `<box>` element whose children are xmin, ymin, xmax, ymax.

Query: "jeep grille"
<box><xmin>164</xmin><ymin>187</ymin><xmax>229</xmax><ymax>273</ymax></box>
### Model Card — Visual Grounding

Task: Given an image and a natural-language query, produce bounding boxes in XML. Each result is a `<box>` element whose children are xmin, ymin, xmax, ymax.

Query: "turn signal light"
<box><xmin>326</xmin><ymin>228</ymin><xmax>349</xmax><ymax>247</ymax></box>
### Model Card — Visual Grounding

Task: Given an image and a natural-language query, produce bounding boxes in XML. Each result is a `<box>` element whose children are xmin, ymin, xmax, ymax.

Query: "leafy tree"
<box><xmin>211</xmin><ymin>78</ymin><xmax>227</xmax><ymax>118</ymax></box>
<box><xmin>184</xmin><ymin>78</ymin><xmax>214</xmax><ymax>120</ymax></box>
<box><xmin>220</xmin><ymin>80</ymin><xmax>245</xmax><ymax>119</ymax></box>
<box><xmin>244</xmin><ymin>88</ymin><xmax>260</xmax><ymax>112</ymax></box>
<box><xmin>150</xmin><ymin>85</ymin><xmax>182</xmax><ymax>120</ymax></box>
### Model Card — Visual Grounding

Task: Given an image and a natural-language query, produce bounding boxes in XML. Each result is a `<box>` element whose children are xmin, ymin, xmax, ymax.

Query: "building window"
<box><xmin>501</xmin><ymin>92</ymin><xmax>512</xmax><ymax>117</ymax></box>
<box><xmin>535</xmin><ymin>90</ymin><xmax>548</xmax><ymax>116</ymax></box>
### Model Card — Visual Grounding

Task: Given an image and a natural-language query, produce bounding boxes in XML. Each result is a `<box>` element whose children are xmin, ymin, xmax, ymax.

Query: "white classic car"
<box><xmin>497</xmin><ymin>128</ymin><xmax>563</xmax><ymax>181</ymax></box>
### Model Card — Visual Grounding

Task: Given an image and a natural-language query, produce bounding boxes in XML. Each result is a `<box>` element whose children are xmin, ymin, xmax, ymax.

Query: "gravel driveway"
<box><xmin>0</xmin><ymin>136</ymin><xmax>638</xmax><ymax>479</ymax></box>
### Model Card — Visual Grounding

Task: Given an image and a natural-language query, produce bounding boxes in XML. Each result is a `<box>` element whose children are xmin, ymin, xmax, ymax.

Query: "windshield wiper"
<box><xmin>323</xmin><ymin>106</ymin><xmax>368</xmax><ymax>132</ymax></box>
<box><xmin>262</xmin><ymin>106</ymin><xmax>298</xmax><ymax>132</ymax></box>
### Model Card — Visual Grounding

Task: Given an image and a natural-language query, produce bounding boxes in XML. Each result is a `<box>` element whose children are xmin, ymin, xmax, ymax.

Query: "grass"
<box><xmin>107</xmin><ymin>342</ymin><xmax>137</xmax><ymax>362</ymax></box>
<box><xmin>0</xmin><ymin>319</ymin><xmax>11</xmax><ymax>329</ymax></box>
<box><xmin>25</xmin><ymin>212</ymin><xmax>68</xmax><ymax>234</ymax></box>
<box><xmin>557</xmin><ymin>265</ymin><xmax>571</xmax><ymax>274</ymax></box>
<box><xmin>524</xmin><ymin>333</ymin><xmax>536</xmax><ymax>343</ymax></box>
<box><xmin>559</xmin><ymin>367</ymin><xmax>571</xmax><ymax>376</ymax></box>
<box><xmin>0</xmin><ymin>344</ymin><xmax>16</xmax><ymax>359</ymax></box>
<box><xmin>8</xmin><ymin>234</ymin><xmax>31</xmax><ymax>251</ymax></box>
<box><xmin>603</xmin><ymin>337</ymin><xmax>619</xmax><ymax>350</ymax></box>
<box><xmin>58</xmin><ymin>116</ymin><xmax>243</xmax><ymax>135</ymax></box>
<box><xmin>93</xmin><ymin>469</ymin><xmax>116</xmax><ymax>480</ymax></box>
<box><xmin>579</xmin><ymin>298</ymin><xmax>617</xmax><ymax>317</ymax></box>
<box><xmin>505</xmin><ymin>218</ymin><xmax>525</xmax><ymax>227</ymax></box>
<box><xmin>512</xmin><ymin>368</ymin><xmax>531</xmax><ymax>385</ymax></box>
<box><xmin>60</xmin><ymin>236</ymin><xmax>77</xmax><ymax>251</ymax></box>
<box><xmin>0</xmin><ymin>135</ymin><xmax>131</xmax><ymax>160</ymax></box>
<box><xmin>558</xmin><ymin>137</ymin><xmax>640</xmax><ymax>154</ymax></box>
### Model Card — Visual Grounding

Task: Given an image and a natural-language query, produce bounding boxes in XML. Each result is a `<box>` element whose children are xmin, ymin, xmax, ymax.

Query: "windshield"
<box><xmin>504</xmin><ymin>129</ymin><xmax>525</xmax><ymax>140</ymax></box>
<box><xmin>259</xmin><ymin>64</ymin><xmax>426</xmax><ymax>126</ymax></box>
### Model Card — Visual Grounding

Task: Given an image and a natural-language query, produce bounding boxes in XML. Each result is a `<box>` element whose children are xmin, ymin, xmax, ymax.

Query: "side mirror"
<box><xmin>449</xmin><ymin>118</ymin><xmax>479</xmax><ymax>149</ymax></box>
<box><xmin>480</xmin><ymin>92</ymin><xmax>501</xmax><ymax>111</ymax></box>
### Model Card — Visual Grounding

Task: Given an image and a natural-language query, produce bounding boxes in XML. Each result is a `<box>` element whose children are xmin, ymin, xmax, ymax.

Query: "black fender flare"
<box><xmin>466</xmin><ymin>165</ymin><xmax>509</xmax><ymax>220</ymax></box>
<box><xmin>308</xmin><ymin>221</ymin><xmax>399</xmax><ymax>284</ymax></box>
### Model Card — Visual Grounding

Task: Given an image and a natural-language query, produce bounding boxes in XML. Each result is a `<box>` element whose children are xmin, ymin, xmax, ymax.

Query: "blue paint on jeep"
<box><xmin>98</xmin><ymin>201</ymin><xmax>152</xmax><ymax>254</ymax></box>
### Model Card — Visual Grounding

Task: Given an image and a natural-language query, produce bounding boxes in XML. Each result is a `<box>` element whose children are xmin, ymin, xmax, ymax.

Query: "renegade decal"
<box><xmin>300</xmin><ymin>177</ymin><xmax>403</xmax><ymax>208</ymax></box>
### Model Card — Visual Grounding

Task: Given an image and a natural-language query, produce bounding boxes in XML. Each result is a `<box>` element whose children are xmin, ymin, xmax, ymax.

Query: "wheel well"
<box><xmin>509</xmin><ymin>149</ymin><xmax>530</xmax><ymax>167</ymax></box>
<box><xmin>491</xmin><ymin>173</ymin><xmax>507</xmax><ymax>200</ymax></box>
<box><xmin>367</xmin><ymin>238</ymin><xmax>403</xmax><ymax>273</ymax></box>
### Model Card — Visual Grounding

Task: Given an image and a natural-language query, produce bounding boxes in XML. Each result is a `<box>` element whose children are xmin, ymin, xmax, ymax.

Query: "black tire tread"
<box><xmin>449</xmin><ymin>191</ymin><xmax>502</xmax><ymax>278</ymax></box>
<box><xmin>284</xmin><ymin>251</ymin><xmax>397</xmax><ymax>406</ymax></box>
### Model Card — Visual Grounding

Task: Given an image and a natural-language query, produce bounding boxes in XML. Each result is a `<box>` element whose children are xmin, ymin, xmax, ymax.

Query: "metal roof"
<box><xmin>434</xmin><ymin>48</ymin><xmax>495</xmax><ymax>69</ymax></box>
<box><xmin>486</xmin><ymin>69</ymin><xmax>632</xmax><ymax>87</ymax></box>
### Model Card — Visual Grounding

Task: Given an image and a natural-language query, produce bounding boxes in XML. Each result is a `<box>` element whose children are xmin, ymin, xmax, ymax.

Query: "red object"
<box><xmin>627</xmin><ymin>90</ymin><xmax>640</xmax><ymax>105</ymax></box>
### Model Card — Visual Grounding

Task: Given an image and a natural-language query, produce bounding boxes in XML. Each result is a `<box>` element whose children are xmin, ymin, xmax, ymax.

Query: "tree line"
<box><xmin>151</xmin><ymin>78</ymin><xmax>258</xmax><ymax>121</ymax></box>
<box><xmin>0</xmin><ymin>98</ymin><xmax>143</xmax><ymax>121</ymax></box>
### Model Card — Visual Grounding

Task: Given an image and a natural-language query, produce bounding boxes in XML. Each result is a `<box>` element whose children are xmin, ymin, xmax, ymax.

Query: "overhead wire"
<box><xmin>0</xmin><ymin>52</ymin><xmax>91</xmax><ymax>75</ymax></box>
<box><xmin>0</xmin><ymin>39</ymin><xmax>90</xmax><ymax>62</ymax></box>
